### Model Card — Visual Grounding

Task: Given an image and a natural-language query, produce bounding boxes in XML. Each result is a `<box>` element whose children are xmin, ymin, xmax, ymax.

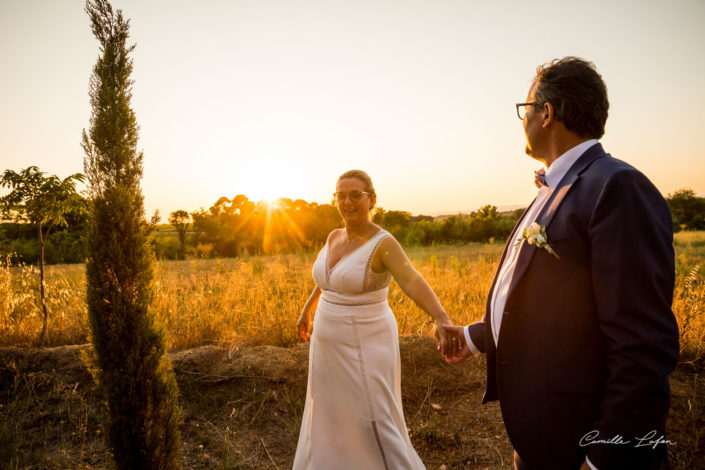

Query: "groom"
<box><xmin>444</xmin><ymin>57</ymin><xmax>679</xmax><ymax>470</ymax></box>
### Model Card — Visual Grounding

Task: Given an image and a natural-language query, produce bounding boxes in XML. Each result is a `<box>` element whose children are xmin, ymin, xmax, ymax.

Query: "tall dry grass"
<box><xmin>0</xmin><ymin>255</ymin><xmax>88</xmax><ymax>347</ymax></box>
<box><xmin>1</xmin><ymin>234</ymin><xmax>704</xmax><ymax>365</ymax></box>
<box><xmin>673</xmin><ymin>231</ymin><xmax>705</xmax><ymax>365</ymax></box>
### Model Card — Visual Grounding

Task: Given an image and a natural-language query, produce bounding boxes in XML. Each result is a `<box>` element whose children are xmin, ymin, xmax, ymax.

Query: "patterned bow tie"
<box><xmin>534</xmin><ymin>168</ymin><xmax>548</xmax><ymax>188</ymax></box>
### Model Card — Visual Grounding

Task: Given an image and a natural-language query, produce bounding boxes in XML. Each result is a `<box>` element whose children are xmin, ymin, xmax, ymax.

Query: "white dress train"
<box><xmin>293</xmin><ymin>229</ymin><xmax>425</xmax><ymax>470</ymax></box>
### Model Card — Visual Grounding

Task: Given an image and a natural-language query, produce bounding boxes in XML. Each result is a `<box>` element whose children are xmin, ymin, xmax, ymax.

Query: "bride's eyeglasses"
<box><xmin>333</xmin><ymin>190</ymin><xmax>371</xmax><ymax>203</ymax></box>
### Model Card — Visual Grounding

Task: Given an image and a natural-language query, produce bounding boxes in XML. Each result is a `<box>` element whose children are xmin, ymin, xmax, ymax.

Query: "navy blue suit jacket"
<box><xmin>467</xmin><ymin>143</ymin><xmax>679</xmax><ymax>470</ymax></box>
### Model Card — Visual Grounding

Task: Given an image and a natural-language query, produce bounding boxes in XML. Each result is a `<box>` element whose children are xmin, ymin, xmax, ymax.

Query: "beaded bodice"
<box><xmin>312</xmin><ymin>229</ymin><xmax>392</xmax><ymax>295</ymax></box>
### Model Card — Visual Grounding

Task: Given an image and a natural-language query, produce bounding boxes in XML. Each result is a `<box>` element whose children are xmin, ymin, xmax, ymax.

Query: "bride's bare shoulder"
<box><xmin>327</xmin><ymin>228</ymin><xmax>344</xmax><ymax>244</ymax></box>
<box><xmin>378</xmin><ymin>233</ymin><xmax>401</xmax><ymax>251</ymax></box>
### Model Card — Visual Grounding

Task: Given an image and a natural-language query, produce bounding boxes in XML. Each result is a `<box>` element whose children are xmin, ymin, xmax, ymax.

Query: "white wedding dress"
<box><xmin>293</xmin><ymin>229</ymin><xmax>425</xmax><ymax>470</ymax></box>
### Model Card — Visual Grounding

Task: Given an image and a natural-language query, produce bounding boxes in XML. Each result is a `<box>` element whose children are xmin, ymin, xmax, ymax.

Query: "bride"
<box><xmin>293</xmin><ymin>169</ymin><xmax>459</xmax><ymax>469</ymax></box>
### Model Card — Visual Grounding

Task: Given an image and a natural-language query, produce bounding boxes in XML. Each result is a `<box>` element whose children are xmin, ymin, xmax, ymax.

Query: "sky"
<box><xmin>1</xmin><ymin>0</ymin><xmax>704</xmax><ymax>218</ymax></box>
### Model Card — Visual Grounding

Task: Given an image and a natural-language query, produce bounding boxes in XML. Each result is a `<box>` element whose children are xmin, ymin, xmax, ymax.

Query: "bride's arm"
<box><xmin>376</xmin><ymin>237</ymin><xmax>459</xmax><ymax>357</ymax></box>
<box><xmin>297</xmin><ymin>286</ymin><xmax>321</xmax><ymax>341</ymax></box>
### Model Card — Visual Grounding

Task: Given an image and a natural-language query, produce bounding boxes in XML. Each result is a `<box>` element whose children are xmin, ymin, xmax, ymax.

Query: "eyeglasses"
<box><xmin>516</xmin><ymin>102</ymin><xmax>541</xmax><ymax>120</ymax></box>
<box><xmin>333</xmin><ymin>190</ymin><xmax>372</xmax><ymax>203</ymax></box>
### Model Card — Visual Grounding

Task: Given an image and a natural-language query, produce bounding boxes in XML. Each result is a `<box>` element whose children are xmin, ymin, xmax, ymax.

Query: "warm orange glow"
<box><xmin>264</xmin><ymin>199</ymin><xmax>280</xmax><ymax>210</ymax></box>
<box><xmin>262</xmin><ymin>203</ymin><xmax>274</xmax><ymax>253</ymax></box>
<box><xmin>233</xmin><ymin>157</ymin><xmax>308</xmax><ymax>206</ymax></box>
<box><xmin>278</xmin><ymin>207</ymin><xmax>307</xmax><ymax>245</ymax></box>
<box><xmin>261</xmin><ymin>199</ymin><xmax>308</xmax><ymax>254</ymax></box>
<box><xmin>4</xmin><ymin>2</ymin><xmax>704</xmax><ymax>221</ymax></box>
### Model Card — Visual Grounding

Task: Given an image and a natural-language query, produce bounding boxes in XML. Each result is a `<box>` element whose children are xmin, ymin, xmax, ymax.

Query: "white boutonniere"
<box><xmin>515</xmin><ymin>222</ymin><xmax>560</xmax><ymax>259</ymax></box>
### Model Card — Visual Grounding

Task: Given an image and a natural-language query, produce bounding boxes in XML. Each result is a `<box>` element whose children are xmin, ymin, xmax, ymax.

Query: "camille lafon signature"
<box><xmin>579</xmin><ymin>430</ymin><xmax>677</xmax><ymax>450</ymax></box>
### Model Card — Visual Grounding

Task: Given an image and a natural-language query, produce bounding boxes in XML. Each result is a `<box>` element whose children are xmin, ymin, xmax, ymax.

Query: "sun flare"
<box><xmin>229</xmin><ymin>156</ymin><xmax>307</xmax><ymax>204</ymax></box>
<box><xmin>265</xmin><ymin>199</ymin><xmax>281</xmax><ymax>210</ymax></box>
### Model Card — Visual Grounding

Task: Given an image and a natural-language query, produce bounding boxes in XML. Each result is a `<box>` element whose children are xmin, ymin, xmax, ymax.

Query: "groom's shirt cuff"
<box><xmin>463</xmin><ymin>326</ymin><xmax>481</xmax><ymax>357</ymax></box>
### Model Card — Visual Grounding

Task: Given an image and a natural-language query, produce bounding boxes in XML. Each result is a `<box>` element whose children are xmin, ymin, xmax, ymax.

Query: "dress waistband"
<box><xmin>321</xmin><ymin>288</ymin><xmax>388</xmax><ymax>306</ymax></box>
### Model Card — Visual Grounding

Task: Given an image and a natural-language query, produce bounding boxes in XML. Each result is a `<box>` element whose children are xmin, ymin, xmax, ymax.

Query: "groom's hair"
<box><xmin>534</xmin><ymin>57</ymin><xmax>609</xmax><ymax>139</ymax></box>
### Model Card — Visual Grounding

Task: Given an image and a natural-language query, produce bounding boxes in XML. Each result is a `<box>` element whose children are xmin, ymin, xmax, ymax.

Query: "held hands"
<box><xmin>434</xmin><ymin>320</ymin><xmax>463</xmax><ymax>359</ymax></box>
<box><xmin>440</xmin><ymin>324</ymin><xmax>473</xmax><ymax>364</ymax></box>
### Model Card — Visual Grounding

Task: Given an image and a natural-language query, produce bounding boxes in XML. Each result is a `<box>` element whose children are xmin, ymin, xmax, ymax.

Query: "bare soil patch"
<box><xmin>1</xmin><ymin>337</ymin><xmax>702</xmax><ymax>469</ymax></box>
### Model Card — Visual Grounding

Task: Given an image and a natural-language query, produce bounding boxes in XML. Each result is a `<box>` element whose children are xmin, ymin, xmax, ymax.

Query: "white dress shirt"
<box><xmin>464</xmin><ymin>138</ymin><xmax>599</xmax><ymax>352</ymax></box>
<box><xmin>463</xmin><ymin>139</ymin><xmax>600</xmax><ymax>470</ymax></box>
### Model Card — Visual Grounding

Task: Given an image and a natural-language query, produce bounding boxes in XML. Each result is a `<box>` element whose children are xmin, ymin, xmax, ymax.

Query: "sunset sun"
<box><xmin>1</xmin><ymin>0</ymin><xmax>702</xmax><ymax>467</ymax></box>
<box><xmin>231</xmin><ymin>156</ymin><xmax>307</xmax><ymax>204</ymax></box>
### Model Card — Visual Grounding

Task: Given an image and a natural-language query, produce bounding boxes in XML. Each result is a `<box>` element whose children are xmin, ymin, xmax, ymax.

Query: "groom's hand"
<box><xmin>446</xmin><ymin>343</ymin><xmax>472</xmax><ymax>364</ymax></box>
<box><xmin>434</xmin><ymin>321</ymin><xmax>461</xmax><ymax>357</ymax></box>
<box><xmin>441</xmin><ymin>324</ymin><xmax>471</xmax><ymax>363</ymax></box>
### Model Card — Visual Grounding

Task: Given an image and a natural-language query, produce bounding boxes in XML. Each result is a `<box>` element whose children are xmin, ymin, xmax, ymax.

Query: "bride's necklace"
<box><xmin>344</xmin><ymin>225</ymin><xmax>371</xmax><ymax>244</ymax></box>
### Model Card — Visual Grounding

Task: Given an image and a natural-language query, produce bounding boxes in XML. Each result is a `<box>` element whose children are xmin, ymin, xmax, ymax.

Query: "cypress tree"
<box><xmin>81</xmin><ymin>1</ymin><xmax>182</xmax><ymax>468</ymax></box>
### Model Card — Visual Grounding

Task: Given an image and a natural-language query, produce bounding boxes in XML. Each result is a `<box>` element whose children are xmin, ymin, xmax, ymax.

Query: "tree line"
<box><xmin>3</xmin><ymin>186</ymin><xmax>705</xmax><ymax>265</ymax></box>
<box><xmin>151</xmin><ymin>196</ymin><xmax>525</xmax><ymax>260</ymax></box>
<box><xmin>667</xmin><ymin>188</ymin><xmax>705</xmax><ymax>231</ymax></box>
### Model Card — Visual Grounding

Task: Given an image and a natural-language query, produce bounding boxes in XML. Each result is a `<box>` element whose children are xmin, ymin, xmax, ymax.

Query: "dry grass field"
<box><xmin>2</xmin><ymin>234</ymin><xmax>703</xmax><ymax>360</ymax></box>
<box><xmin>1</xmin><ymin>244</ymin><xmax>506</xmax><ymax>350</ymax></box>
<box><xmin>1</xmin><ymin>233</ymin><xmax>704</xmax><ymax>468</ymax></box>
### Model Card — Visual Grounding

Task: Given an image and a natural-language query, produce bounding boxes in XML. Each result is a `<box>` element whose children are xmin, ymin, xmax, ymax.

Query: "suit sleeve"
<box><xmin>466</xmin><ymin>318</ymin><xmax>487</xmax><ymax>354</ymax></box>
<box><xmin>586</xmin><ymin>168</ymin><xmax>679</xmax><ymax>468</ymax></box>
<box><xmin>463</xmin><ymin>325</ymin><xmax>482</xmax><ymax>356</ymax></box>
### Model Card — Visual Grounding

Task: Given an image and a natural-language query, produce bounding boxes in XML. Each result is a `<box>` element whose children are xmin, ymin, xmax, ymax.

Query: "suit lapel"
<box><xmin>484</xmin><ymin>197</ymin><xmax>538</xmax><ymax>339</ymax></box>
<box><xmin>504</xmin><ymin>143</ymin><xmax>607</xmax><ymax>301</ymax></box>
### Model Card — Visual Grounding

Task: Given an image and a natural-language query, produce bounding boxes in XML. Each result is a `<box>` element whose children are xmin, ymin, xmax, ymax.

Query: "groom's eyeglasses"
<box><xmin>516</xmin><ymin>102</ymin><xmax>541</xmax><ymax>120</ymax></box>
<box><xmin>333</xmin><ymin>190</ymin><xmax>371</xmax><ymax>203</ymax></box>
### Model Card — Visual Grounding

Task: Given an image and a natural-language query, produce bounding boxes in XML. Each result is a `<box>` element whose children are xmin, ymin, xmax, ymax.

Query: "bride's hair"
<box><xmin>337</xmin><ymin>169</ymin><xmax>376</xmax><ymax>209</ymax></box>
